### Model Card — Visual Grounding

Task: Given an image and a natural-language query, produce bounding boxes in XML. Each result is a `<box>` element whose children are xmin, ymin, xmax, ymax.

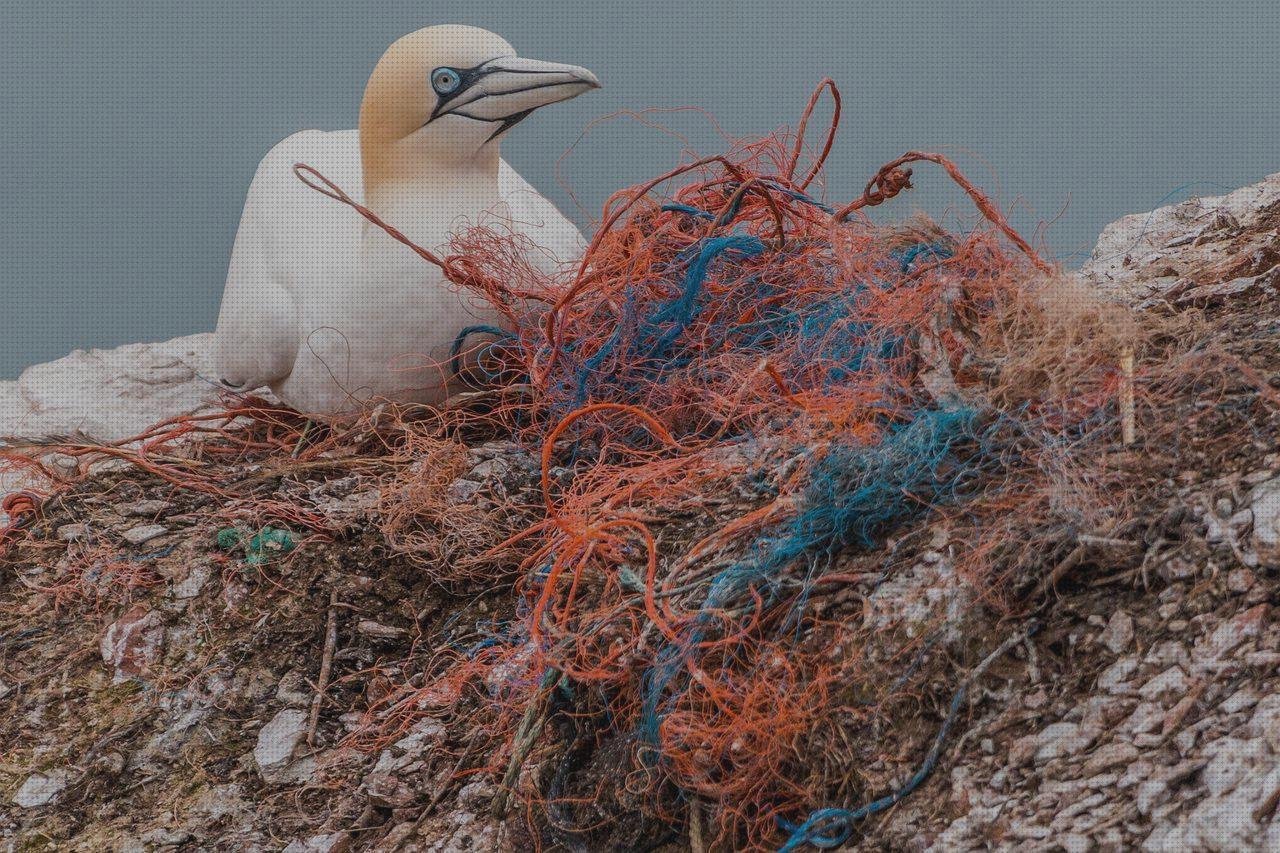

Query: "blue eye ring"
<box><xmin>431</xmin><ymin>67</ymin><xmax>462</xmax><ymax>95</ymax></box>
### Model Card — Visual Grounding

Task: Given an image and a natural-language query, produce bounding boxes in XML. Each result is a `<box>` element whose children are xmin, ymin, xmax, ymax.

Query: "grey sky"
<box><xmin>2</xmin><ymin>0</ymin><xmax>1276</xmax><ymax>377</ymax></box>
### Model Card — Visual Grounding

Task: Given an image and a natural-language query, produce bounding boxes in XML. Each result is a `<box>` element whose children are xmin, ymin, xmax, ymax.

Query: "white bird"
<box><xmin>213</xmin><ymin>25</ymin><xmax>599</xmax><ymax>415</ymax></box>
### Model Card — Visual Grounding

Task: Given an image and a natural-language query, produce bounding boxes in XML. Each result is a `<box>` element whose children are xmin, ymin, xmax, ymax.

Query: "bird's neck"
<box><xmin>361</xmin><ymin>137</ymin><xmax>502</xmax><ymax>250</ymax></box>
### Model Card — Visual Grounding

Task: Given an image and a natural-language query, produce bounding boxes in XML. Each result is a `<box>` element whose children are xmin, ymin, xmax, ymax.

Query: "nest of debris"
<box><xmin>4</xmin><ymin>83</ymin><xmax>1280</xmax><ymax>852</ymax></box>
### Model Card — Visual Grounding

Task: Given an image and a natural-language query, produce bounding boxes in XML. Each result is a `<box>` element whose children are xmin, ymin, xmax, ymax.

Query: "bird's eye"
<box><xmin>431</xmin><ymin>68</ymin><xmax>462</xmax><ymax>95</ymax></box>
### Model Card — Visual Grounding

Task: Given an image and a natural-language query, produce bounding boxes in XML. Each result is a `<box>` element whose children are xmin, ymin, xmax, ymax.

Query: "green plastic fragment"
<box><xmin>214</xmin><ymin>525</ymin><xmax>298</xmax><ymax>565</ymax></box>
<box><xmin>215</xmin><ymin>527</ymin><xmax>243</xmax><ymax>551</ymax></box>
<box><xmin>245</xmin><ymin>527</ymin><xmax>298</xmax><ymax>565</ymax></box>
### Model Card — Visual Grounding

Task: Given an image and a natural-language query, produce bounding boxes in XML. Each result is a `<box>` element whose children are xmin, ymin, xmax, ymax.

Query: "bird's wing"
<box><xmin>497</xmin><ymin>159</ymin><xmax>587</xmax><ymax>275</ymax></box>
<box><xmin>214</xmin><ymin>130</ymin><xmax>362</xmax><ymax>392</ymax></box>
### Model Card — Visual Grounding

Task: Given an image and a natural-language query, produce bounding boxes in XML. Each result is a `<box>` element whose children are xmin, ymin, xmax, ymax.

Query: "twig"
<box><xmin>1120</xmin><ymin>345</ymin><xmax>1136</xmax><ymax>446</ymax></box>
<box><xmin>1023</xmin><ymin>635</ymin><xmax>1041</xmax><ymax>683</ymax></box>
<box><xmin>1039</xmin><ymin>530</ymin><xmax>1138</xmax><ymax>595</ymax></box>
<box><xmin>393</xmin><ymin>734</ymin><xmax>482</xmax><ymax>851</ymax></box>
<box><xmin>1076</xmin><ymin>534</ymin><xmax>1137</xmax><ymax>549</ymax></box>
<box><xmin>1040</xmin><ymin>544</ymin><xmax>1086</xmax><ymax>595</ymax></box>
<box><xmin>307</xmin><ymin>589</ymin><xmax>340</xmax><ymax>747</ymax></box>
<box><xmin>689</xmin><ymin>796</ymin><xmax>706</xmax><ymax>853</ymax></box>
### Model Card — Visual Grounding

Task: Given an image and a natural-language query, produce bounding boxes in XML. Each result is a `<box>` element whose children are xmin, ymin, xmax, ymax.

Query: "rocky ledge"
<box><xmin>3</xmin><ymin>172</ymin><xmax>1280</xmax><ymax>851</ymax></box>
<box><xmin>0</xmin><ymin>333</ymin><xmax>219</xmax><ymax>444</ymax></box>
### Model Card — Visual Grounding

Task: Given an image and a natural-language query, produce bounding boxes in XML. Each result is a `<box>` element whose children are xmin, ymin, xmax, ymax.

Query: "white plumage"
<box><xmin>214</xmin><ymin>26</ymin><xmax>598</xmax><ymax>415</ymax></box>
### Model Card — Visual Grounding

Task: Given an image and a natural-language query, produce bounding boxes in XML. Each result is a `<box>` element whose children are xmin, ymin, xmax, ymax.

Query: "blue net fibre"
<box><xmin>501</xmin><ymin>171</ymin><xmax>1038</xmax><ymax>846</ymax></box>
<box><xmin>539</xmin><ymin>192</ymin><xmax>960</xmax><ymax>423</ymax></box>
<box><xmin>565</xmin><ymin>232</ymin><xmax>767</xmax><ymax>406</ymax></box>
<box><xmin>640</xmin><ymin>406</ymin><xmax>991</xmax><ymax>751</ymax></box>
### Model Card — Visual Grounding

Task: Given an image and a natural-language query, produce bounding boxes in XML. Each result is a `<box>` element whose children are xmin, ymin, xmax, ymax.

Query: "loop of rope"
<box><xmin>0</xmin><ymin>490</ymin><xmax>43</xmax><ymax>554</ymax></box>
<box><xmin>785</xmin><ymin>77</ymin><xmax>842</xmax><ymax>192</ymax></box>
<box><xmin>291</xmin><ymin>163</ymin><xmax>490</xmax><ymax>289</ymax></box>
<box><xmin>843</xmin><ymin>166</ymin><xmax>915</xmax><ymax>212</ymax></box>
<box><xmin>832</xmin><ymin>151</ymin><xmax>1053</xmax><ymax>274</ymax></box>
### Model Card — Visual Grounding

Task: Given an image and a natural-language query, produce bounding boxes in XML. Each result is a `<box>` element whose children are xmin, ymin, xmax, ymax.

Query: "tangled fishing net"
<box><xmin>338</xmin><ymin>80</ymin><xmax>1147</xmax><ymax>849</ymax></box>
<box><xmin>4</xmin><ymin>80</ymin><xmax>1174</xmax><ymax>850</ymax></box>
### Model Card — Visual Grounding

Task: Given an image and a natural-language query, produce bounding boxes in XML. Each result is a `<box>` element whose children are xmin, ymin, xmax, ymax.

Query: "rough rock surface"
<box><xmin>0</xmin><ymin>334</ymin><xmax>226</xmax><ymax>521</ymax></box>
<box><xmin>1081</xmin><ymin>171</ymin><xmax>1280</xmax><ymax>305</ymax></box>
<box><xmin>863</xmin><ymin>173</ymin><xmax>1280</xmax><ymax>852</ymax></box>
<box><xmin>0</xmin><ymin>333</ymin><xmax>220</xmax><ymax>443</ymax></box>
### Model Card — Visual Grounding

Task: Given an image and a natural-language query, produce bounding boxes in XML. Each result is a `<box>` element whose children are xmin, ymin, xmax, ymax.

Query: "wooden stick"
<box><xmin>1041</xmin><ymin>544</ymin><xmax>1086</xmax><ymax>595</ymax></box>
<box><xmin>393</xmin><ymin>734</ymin><xmax>482</xmax><ymax>851</ymax></box>
<box><xmin>689</xmin><ymin>797</ymin><xmax>706</xmax><ymax>853</ymax></box>
<box><xmin>307</xmin><ymin>589</ymin><xmax>340</xmax><ymax>747</ymax></box>
<box><xmin>1119</xmin><ymin>345</ymin><xmax>1136</xmax><ymax>446</ymax></box>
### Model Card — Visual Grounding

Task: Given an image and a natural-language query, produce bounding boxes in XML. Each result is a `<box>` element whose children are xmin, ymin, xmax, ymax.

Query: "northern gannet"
<box><xmin>213</xmin><ymin>25</ymin><xmax>599</xmax><ymax>415</ymax></box>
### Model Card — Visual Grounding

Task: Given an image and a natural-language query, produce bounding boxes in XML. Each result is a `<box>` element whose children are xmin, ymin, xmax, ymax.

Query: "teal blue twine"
<box><xmin>640</xmin><ymin>408</ymin><xmax>986</xmax><ymax>758</ymax></box>
<box><xmin>777</xmin><ymin>620</ymin><xmax>1040</xmax><ymax>851</ymax></box>
<box><xmin>450</xmin><ymin>324</ymin><xmax>515</xmax><ymax>384</ymax></box>
<box><xmin>572</xmin><ymin>232</ymin><xmax>765</xmax><ymax>404</ymax></box>
<box><xmin>776</xmin><ymin>678</ymin><xmax>970</xmax><ymax>850</ymax></box>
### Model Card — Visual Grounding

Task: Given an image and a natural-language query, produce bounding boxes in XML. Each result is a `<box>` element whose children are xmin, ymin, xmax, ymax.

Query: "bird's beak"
<box><xmin>432</xmin><ymin>57</ymin><xmax>601</xmax><ymax>124</ymax></box>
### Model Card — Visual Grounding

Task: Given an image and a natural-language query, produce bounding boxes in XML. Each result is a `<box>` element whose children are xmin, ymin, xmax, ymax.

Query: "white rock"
<box><xmin>190</xmin><ymin>782</ymin><xmax>247</xmax><ymax>821</ymax></box>
<box><xmin>1245</xmin><ymin>650</ymin><xmax>1280</xmax><ymax>668</ymax></box>
<box><xmin>0</xmin><ymin>333</ymin><xmax>220</xmax><ymax>444</ymax></box>
<box><xmin>283</xmin><ymin>833</ymin><xmax>348</xmax><ymax>852</ymax></box>
<box><xmin>57</xmin><ymin>522</ymin><xmax>91</xmax><ymax>542</ymax></box>
<box><xmin>1139</xmin><ymin>666</ymin><xmax>1189</xmax><ymax>704</ymax></box>
<box><xmin>1227</xmin><ymin>568</ymin><xmax>1257</xmax><ymax>593</ymax></box>
<box><xmin>1080</xmin><ymin>171</ymin><xmax>1280</xmax><ymax>302</ymax></box>
<box><xmin>1084</xmin><ymin>772</ymin><xmax>1120</xmax><ymax>789</ymax></box>
<box><xmin>1201</xmin><ymin>737</ymin><xmax>1263</xmax><ymax>797</ymax></box>
<box><xmin>12</xmin><ymin>769</ymin><xmax>71</xmax><ymax>808</ymax></box>
<box><xmin>123</xmin><ymin>828</ymin><xmax>191</xmax><ymax>850</ymax></box>
<box><xmin>100</xmin><ymin>605</ymin><xmax>165</xmax><ymax>683</ymax></box>
<box><xmin>927</xmin><ymin>806</ymin><xmax>1004</xmax><ymax>851</ymax></box>
<box><xmin>1008</xmin><ymin>820</ymin><xmax>1052</xmax><ymax>840</ymax></box>
<box><xmin>391</xmin><ymin>718</ymin><xmax>445</xmax><ymax>759</ymax></box>
<box><xmin>254</xmin><ymin>709</ymin><xmax>308</xmax><ymax>775</ymax></box>
<box><xmin>1098</xmin><ymin>656</ymin><xmax>1140</xmax><ymax>693</ymax></box>
<box><xmin>119</xmin><ymin>498</ymin><xmax>172</xmax><ymax>517</ymax></box>
<box><xmin>1174</xmin><ymin>728</ymin><xmax>1198</xmax><ymax>755</ymax></box>
<box><xmin>1221</xmin><ymin>687</ymin><xmax>1261</xmax><ymax>715</ymax></box>
<box><xmin>170</xmin><ymin>563</ymin><xmax>212</xmax><ymax>599</ymax></box>
<box><xmin>356</xmin><ymin>619</ymin><xmax>407</xmax><ymax>640</ymax></box>
<box><xmin>1198</xmin><ymin>604</ymin><xmax>1267</xmax><ymax>662</ymax></box>
<box><xmin>1251</xmin><ymin>478</ymin><xmax>1280</xmax><ymax>566</ymax></box>
<box><xmin>1123</xmin><ymin>702</ymin><xmax>1165</xmax><ymax>735</ymax></box>
<box><xmin>1057</xmin><ymin>791</ymin><xmax>1106</xmax><ymax>822</ymax></box>
<box><xmin>457</xmin><ymin>780</ymin><xmax>496</xmax><ymax>809</ymax></box>
<box><xmin>1082</xmin><ymin>741</ymin><xmax>1139</xmax><ymax>776</ymax></box>
<box><xmin>1119</xmin><ymin>759</ymin><xmax>1155</xmax><ymax>789</ymax></box>
<box><xmin>1034</xmin><ymin>722</ymin><xmax>1098</xmax><ymax>763</ymax></box>
<box><xmin>1150</xmin><ymin>762</ymin><xmax>1280</xmax><ymax>851</ymax></box>
<box><xmin>1136</xmin><ymin>779</ymin><xmax>1169</xmax><ymax>815</ymax></box>
<box><xmin>1145</xmin><ymin>641</ymin><xmax>1190</xmax><ymax>669</ymax></box>
<box><xmin>864</xmin><ymin>549</ymin><xmax>971</xmax><ymax>642</ymax></box>
<box><xmin>1100</xmin><ymin>611</ymin><xmax>1135</xmax><ymax>654</ymax></box>
<box><xmin>1249</xmin><ymin>694</ymin><xmax>1280</xmax><ymax>749</ymax></box>
<box><xmin>1062</xmin><ymin>832</ymin><xmax>1094</xmax><ymax>853</ymax></box>
<box><xmin>122</xmin><ymin>524</ymin><xmax>168</xmax><ymax>545</ymax></box>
